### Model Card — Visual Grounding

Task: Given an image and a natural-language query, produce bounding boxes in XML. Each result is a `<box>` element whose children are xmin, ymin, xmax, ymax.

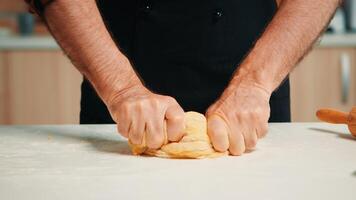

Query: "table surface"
<box><xmin>0</xmin><ymin>123</ymin><xmax>355</xmax><ymax>200</ymax></box>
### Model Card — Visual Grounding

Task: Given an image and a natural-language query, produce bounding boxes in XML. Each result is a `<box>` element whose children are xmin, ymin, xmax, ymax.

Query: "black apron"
<box><xmin>80</xmin><ymin>0</ymin><xmax>291</xmax><ymax>124</ymax></box>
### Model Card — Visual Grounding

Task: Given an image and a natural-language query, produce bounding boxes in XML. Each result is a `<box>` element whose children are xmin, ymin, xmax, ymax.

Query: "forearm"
<box><xmin>232</xmin><ymin>0</ymin><xmax>341</xmax><ymax>92</ymax></box>
<box><xmin>39</xmin><ymin>0</ymin><xmax>140</xmax><ymax>102</ymax></box>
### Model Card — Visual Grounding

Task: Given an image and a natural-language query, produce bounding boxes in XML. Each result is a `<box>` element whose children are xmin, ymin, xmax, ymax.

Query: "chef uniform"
<box><xmin>80</xmin><ymin>0</ymin><xmax>291</xmax><ymax>124</ymax></box>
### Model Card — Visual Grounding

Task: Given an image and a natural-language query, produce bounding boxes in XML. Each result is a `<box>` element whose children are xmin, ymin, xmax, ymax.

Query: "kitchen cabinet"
<box><xmin>0</xmin><ymin>51</ymin><xmax>82</xmax><ymax>124</ymax></box>
<box><xmin>0</xmin><ymin>0</ymin><xmax>26</xmax><ymax>12</ymax></box>
<box><xmin>0</xmin><ymin>53</ymin><xmax>6</xmax><ymax>123</ymax></box>
<box><xmin>1</xmin><ymin>46</ymin><xmax>356</xmax><ymax>124</ymax></box>
<box><xmin>290</xmin><ymin>48</ymin><xmax>356</xmax><ymax>121</ymax></box>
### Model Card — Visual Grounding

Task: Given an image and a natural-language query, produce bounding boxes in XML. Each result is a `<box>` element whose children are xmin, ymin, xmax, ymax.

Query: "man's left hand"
<box><xmin>206</xmin><ymin>79</ymin><xmax>271</xmax><ymax>155</ymax></box>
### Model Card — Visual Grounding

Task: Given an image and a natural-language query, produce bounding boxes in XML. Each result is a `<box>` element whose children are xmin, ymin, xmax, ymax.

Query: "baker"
<box><xmin>25</xmin><ymin>0</ymin><xmax>340</xmax><ymax>155</ymax></box>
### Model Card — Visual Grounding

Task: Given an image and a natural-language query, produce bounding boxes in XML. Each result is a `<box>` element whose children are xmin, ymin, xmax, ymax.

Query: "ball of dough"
<box><xmin>128</xmin><ymin>111</ymin><xmax>227</xmax><ymax>159</ymax></box>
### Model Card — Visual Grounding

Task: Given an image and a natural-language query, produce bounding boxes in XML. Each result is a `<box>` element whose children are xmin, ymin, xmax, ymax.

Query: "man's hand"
<box><xmin>206</xmin><ymin>0</ymin><xmax>340</xmax><ymax>155</ymax></box>
<box><xmin>206</xmin><ymin>80</ymin><xmax>271</xmax><ymax>155</ymax></box>
<box><xmin>107</xmin><ymin>84</ymin><xmax>185</xmax><ymax>149</ymax></box>
<box><xmin>27</xmin><ymin>0</ymin><xmax>186</xmax><ymax>148</ymax></box>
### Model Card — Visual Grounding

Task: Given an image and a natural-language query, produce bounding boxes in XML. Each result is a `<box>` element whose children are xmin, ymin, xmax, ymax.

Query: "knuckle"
<box><xmin>165</xmin><ymin>96</ymin><xmax>176</xmax><ymax>104</ymax></box>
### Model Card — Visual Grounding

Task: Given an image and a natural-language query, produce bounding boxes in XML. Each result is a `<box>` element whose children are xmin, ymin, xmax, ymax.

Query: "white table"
<box><xmin>0</xmin><ymin>123</ymin><xmax>355</xmax><ymax>200</ymax></box>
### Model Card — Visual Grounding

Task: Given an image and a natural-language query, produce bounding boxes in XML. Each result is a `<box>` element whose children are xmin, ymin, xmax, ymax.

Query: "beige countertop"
<box><xmin>319</xmin><ymin>33</ymin><xmax>356</xmax><ymax>47</ymax></box>
<box><xmin>0</xmin><ymin>35</ymin><xmax>59</xmax><ymax>50</ymax></box>
<box><xmin>0</xmin><ymin>123</ymin><xmax>355</xmax><ymax>200</ymax></box>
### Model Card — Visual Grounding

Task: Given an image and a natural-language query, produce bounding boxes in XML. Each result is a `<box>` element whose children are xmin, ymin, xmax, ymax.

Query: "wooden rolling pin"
<box><xmin>316</xmin><ymin>107</ymin><xmax>356</xmax><ymax>137</ymax></box>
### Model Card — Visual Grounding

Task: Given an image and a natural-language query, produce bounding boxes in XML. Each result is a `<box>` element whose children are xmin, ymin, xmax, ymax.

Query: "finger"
<box><xmin>165</xmin><ymin>105</ymin><xmax>185</xmax><ymax>142</ymax></box>
<box><xmin>228</xmin><ymin>122</ymin><xmax>245</xmax><ymax>156</ymax></box>
<box><xmin>145</xmin><ymin>117</ymin><xmax>165</xmax><ymax>149</ymax></box>
<box><xmin>127</xmin><ymin>114</ymin><xmax>146</xmax><ymax>145</ymax></box>
<box><xmin>242</xmin><ymin>127</ymin><xmax>258</xmax><ymax>150</ymax></box>
<box><xmin>117</xmin><ymin>122</ymin><xmax>129</xmax><ymax>138</ymax></box>
<box><xmin>207</xmin><ymin>115</ymin><xmax>229</xmax><ymax>152</ymax></box>
<box><xmin>116</xmin><ymin>112</ymin><xmax>131</xmax><ymax>138</ymax></box>
<box><xmin>257</xmin><ymin>122</ymin><xmax>269</xmax><ymax>138</ymax></box>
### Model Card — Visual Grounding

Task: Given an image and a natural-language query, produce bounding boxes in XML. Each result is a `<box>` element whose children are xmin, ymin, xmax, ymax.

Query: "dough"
<box><xmin>129</xmin><ymin>111</ymin><xmax>228</xmax><ymax>159</ymax></box>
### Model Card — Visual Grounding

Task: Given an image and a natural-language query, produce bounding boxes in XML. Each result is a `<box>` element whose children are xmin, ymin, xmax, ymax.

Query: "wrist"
<box><xmin>242</xmin><ymin>72</ymin><xmax>275</xmax><ymax>94</ymax></box>
<box><xmin>229</xmin><ymin>71</ymin><xmax>273</xmax><ymax>98</ymax></box>
<box><xmin>231</xmin><ymin>78</ymin><xmax>272</xmax><ymax>98</ymax></box>
<box><xmin>230</xmin><ymin>58</ymin><xmax>278</xmax><ymax>94</ymax></box>
<box><xmin>86</xmin><ymin>56</ymin><xmax>143</xmax><ymax>104</ymax></box>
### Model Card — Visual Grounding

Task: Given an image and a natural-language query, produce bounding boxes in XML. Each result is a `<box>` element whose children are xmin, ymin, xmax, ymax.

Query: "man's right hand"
<box><xmin>106</xmin><ymin>84</ymin><xmax>186</xmax><ymax>149</ymax></box>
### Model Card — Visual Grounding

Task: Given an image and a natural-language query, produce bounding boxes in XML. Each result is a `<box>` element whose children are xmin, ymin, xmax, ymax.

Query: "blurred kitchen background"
<box><xmin>0</xmin><ymin>0</ymin><xmax>356</xmax><ymax>124</ymax></box>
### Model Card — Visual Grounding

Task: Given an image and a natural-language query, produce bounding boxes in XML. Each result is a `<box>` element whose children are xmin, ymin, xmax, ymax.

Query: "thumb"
<box><xmin>207</xmin><ymin>114</ymin><xmax>229</xmax><ymax>152</ymax></box>
<box><xmin>165</xmin><ymin>105</ymin><xmax>185</xmax><ymax>142</ymax></box>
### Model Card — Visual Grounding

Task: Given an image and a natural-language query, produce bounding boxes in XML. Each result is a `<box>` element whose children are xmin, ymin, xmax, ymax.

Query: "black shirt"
<box><xmin>80</xmin><ymin>0</ymin><xmax>291</xmax><ymax>124</ymax></box>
